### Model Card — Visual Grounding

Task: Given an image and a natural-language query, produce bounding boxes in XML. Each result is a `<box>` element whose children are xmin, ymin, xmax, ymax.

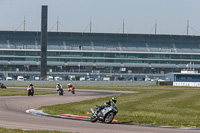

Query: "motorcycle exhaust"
<box><xmin>90</xmin><ymin>108</ymin><xmax>95</xmax><ymax>114</ymax></box>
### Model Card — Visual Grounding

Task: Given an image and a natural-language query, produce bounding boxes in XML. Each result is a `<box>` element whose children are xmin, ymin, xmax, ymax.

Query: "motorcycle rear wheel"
<box><xmin>28</xmin><ymin>90</ymin><xmax>31</xmax><ymax>96</ymax></box>
<box><xmin>104</xmin><ymin>112</ymin><xmax>114</xmax><ymax>123</ymax></box>
<box><xmin>90</xmin><ymin>114</ymin><xmax>98</xmax><ymax>123</ymax></box>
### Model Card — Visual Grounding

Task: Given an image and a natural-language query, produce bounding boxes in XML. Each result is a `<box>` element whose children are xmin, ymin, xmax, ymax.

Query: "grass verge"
<box><xmin>0</xmin><ymin>127</ymin><xmax>71</xmax><ymax>133</ymax></box>
<box><xmin>38</xmin><ymin>86</ymin><xmax>200</xmax><ymax>128</ymax></box>
<box><xmin>0</xmin><ymin>89</ymin><xmax>56</xmax><ymax>96</ymax></box>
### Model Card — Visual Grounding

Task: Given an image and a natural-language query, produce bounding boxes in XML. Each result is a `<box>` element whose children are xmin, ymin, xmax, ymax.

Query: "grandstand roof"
<box><xmin>0</xmin><ymin>31</ymin><xmax>200</xmax><ymax>43</ymax></box>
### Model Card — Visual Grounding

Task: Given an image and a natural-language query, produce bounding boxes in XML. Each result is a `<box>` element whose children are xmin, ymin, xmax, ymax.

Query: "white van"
<box><xmin>6</xmin><ymin>77</ymin><xmax>13</xmax><ymax>81</ymax></box>
<box><xmin>17</xmin><ymin>76</ymin><xmax>24</xmax><ymax>81</ymax></box>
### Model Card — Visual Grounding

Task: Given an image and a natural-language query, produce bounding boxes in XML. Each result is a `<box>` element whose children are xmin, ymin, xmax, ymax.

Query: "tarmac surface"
<box><xmin>0</xmin><ymin>88</ymin><xmax>199</xmax><ymax>133</ymax></box>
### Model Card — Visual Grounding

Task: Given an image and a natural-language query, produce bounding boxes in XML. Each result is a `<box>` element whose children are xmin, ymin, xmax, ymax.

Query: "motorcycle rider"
<box><xmin>0</xmin><ymin>82</ymin><xmax>6</xmax><ymax>89</ymax></box>
<box><xmin>97</xmin><ymin>96</ymin><xmax>117</xmax><ymax>112</ymax></box>
<box><xmin>56</xmin><ymin>83</ymin><xmax>63</xmax><ymax>95</ymax></box>
<box><xmin>28</xmin><ymin>83</ymin><xmax>34</xmax><ymax>90</ymax></box>
<box><xmin>67</xmin><ymin>83</ymin><xmax>73</xmax><ymax>91</ymax></box>
<box><xmin>56</xmin><ymin>83</ymin><xmax>63</xmax><ymax>91</ymax></box>
<box><xmin>27</xmin><ymin>83</ymin><xmax>34</xmax><ymax>93</ymax></box>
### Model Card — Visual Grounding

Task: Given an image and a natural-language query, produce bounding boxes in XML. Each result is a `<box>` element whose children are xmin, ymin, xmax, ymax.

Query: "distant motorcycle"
<box><xmin>27</xmin><ymin>86</ymin><xmax>34</xmax><ymax>96</ymax></box>
<box><xmin>90</xmin><ymin>103</ymin><xmax>118</xmax><ymax>123</ymax></box>
<box><xmin>0</xmin><ymin>84</ymin><xmax>7</xmax><ymax>89</ymax></box>
<box><xmin>68</xmin><ymin>87</ymin><xmax>75</xmax><ymax>94</ymax></box>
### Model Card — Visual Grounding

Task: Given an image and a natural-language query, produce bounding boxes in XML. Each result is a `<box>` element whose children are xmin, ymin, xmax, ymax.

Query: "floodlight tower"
<box><xmin>40</xmin><ymin>5</ymin><xmax>48</xmax><ymax>80</ymax></box>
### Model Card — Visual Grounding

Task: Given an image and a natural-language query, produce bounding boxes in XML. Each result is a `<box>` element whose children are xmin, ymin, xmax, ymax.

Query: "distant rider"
<box><xmin>28</xmin><ymin>83</ymin><xmax>34</xmax><ymax>91</ymax></box>
<box><xmin>56</xmin><ymin>83</ymin><xmax>63</xmax><ymax>91</ymax></box>
<box><xmin>67</xmin><ymin>83</ymin><xmax>73</xmax><ymax>91</ymax></box>
<box><xmin>97</xmin><ymin>97</ymin><xmax>117</xmax><ymax>112</ymax></box>
<box><xmin>0</xmin><ymin>82</ymin><xmax>6</xmax><ymax>88</ymax></box>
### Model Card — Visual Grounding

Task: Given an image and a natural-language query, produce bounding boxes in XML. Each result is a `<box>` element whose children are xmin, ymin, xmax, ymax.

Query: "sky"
<box><xmin>0</xmin><ymin>0</ymin><xmax>200</xmax><ymax>35</ymax></box>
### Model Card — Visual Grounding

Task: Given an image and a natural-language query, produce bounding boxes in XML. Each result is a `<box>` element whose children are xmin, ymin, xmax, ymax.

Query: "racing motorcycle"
<box><xmin>68</xmin><ymin>87</ymin><xmax>75</xmax><ymax>94</ymax></box>
<box><xmin>90</xmin><ymin>103</ymin><xmax>118</xmax><ymax>123</ymax></box>
<box><xmin>27</xmin><ymin>86</ymin><xmax>34</xmax><ymax>96</ymax></box>
<box><xmin>0</xmin><ymin>83</ymin><xmax>7</xmax><ymax>89</ymax></box>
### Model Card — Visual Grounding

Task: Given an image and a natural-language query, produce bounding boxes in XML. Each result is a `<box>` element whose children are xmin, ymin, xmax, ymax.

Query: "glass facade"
<box><xmin>1</xmin><ymin>31</ymin><xmax>200</xmax><ymax>74</ymax></box>
<box><xmin>0</xmin><ymin>50</ymin><xmax>200</xmax><ymax>64</ymax></box>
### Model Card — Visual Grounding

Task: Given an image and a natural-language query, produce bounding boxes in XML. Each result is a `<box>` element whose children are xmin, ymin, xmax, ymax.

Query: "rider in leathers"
<box><xmin>56</xmin><ymin>83</ymin><xmax>63</xmax><ymax>92</ymax></box>
<box><xmin>27</xmin><ymin>83</ymin><xmax>34</xmax><ymax>94</ymax></box>
<box><xmin>97</xmin><ymin>97</ymin><xmax>117</xmax><ymax>111</ymax></box>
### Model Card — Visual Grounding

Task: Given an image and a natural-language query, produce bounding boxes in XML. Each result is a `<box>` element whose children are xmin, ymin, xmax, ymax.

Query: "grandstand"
<box><xmin>0</xmin><ymin>31</ymin><xmax>200</xmax><ymax>80</ymax></box>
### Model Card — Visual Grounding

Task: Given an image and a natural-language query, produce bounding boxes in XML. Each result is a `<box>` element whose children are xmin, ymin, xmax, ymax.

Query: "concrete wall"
<box><xmin>2</xmin><ymin>80</ymin><xmax>157</xmax><ymax>87</ymax></box>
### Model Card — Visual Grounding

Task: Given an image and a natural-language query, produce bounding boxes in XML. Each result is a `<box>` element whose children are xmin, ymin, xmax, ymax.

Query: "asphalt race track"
<box><xmin>0</xmin><ymin>88</ymin><xmax>199</xmax><ymax>133</ymax></box>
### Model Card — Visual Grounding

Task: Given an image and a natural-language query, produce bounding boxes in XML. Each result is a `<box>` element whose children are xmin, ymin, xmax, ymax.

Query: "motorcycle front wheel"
<box><xmin>104</xmin><ymin>112</ymin><xmax>114</xmax><ymax>123</ymax></box>
<box><xmin>90</xmin><ymin>114</ymin><xmax>98</xmax><ymax>123</ymax></box>
<box><xmin>72</xmin><ymin>90</ymin><xmax>75</xmax><ymax>94</ymax></box>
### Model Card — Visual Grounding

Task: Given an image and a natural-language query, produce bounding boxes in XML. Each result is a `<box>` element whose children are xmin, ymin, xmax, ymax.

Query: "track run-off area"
<box><xmin>0</xmin><ymin>88</ymin><xmax>199</xmax><ymax>133</ymax></box>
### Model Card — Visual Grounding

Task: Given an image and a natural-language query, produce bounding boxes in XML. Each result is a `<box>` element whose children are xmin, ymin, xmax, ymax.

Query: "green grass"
<box><xmin>38</xmin><ymin>86</ymin><xmax>200</xmax><ymax>128</ymax></box>
<box><xmin>0</xmin><ymin>89</ymin><xmax>56</xmax><ymax>96</ymax></box>
<box><xmin>0</xmin><ymin>127</ymin><xmax>71</xmax><ymax>133</ymax></box>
